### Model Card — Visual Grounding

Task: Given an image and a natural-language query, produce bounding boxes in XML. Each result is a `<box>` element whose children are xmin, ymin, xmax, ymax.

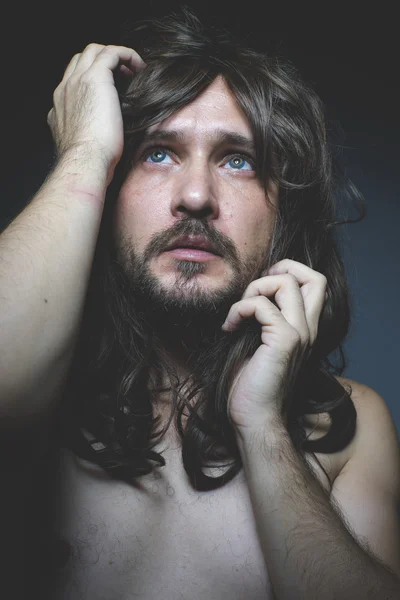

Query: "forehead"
<box><xmin>147</xmin><ymin>75</ymin><xmax>253</xmax><ymax>142</ymax></box>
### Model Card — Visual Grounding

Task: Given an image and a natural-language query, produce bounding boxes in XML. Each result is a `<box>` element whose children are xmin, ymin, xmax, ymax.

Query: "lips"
<box><xmin>166</xmin><ymin>236</ymin><xmax>220</xmax><ymax>255</ymax></box>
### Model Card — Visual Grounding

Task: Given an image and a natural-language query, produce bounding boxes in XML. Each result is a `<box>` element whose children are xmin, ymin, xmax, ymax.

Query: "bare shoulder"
<box><xmin>304</xmin><ymin>375</ymin><xmax>387</xmax><ymax>430</ymax></box>
<box><xmin>335</xmin><ymin>375</ymin><xmax>399</xmax><ymax>443</ymax></box>
<box><xmin>303</xmin><ymin>376</ymin><xmax>398</xmax><ymax>485</ymax></box>
<box><xmin>334</xmin><ymin>377</ymin><xmax>400</xmax><ymax>481</ymax></box>
<box><xmin>302</xmin><ymin>375</ymin><xmax>361</xmax><ymax>432</ymax></box>
<box><xmin>335</xmin><ymin>376</ymin><xmax>396</xmax><ymax>429</ymax></box>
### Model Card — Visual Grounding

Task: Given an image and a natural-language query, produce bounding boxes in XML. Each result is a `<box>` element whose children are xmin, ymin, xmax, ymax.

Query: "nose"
<box><xmin>170</xmin><ymin>159</ymin><xmax>219</xmax><ymax>219</ymax></box>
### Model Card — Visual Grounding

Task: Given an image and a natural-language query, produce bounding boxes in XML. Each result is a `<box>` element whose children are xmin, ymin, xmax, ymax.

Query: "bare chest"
<box><xmin>48</xmin><ymin>432</ymin><xmax>344</xmax><ymax>600</ymax></box>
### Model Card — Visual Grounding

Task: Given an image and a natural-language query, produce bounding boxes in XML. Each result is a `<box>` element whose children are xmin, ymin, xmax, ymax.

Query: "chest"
<box><xmin>47</xmin><ymin>435</ymin><xmax>341</xmax><ymax>600</ymax></box>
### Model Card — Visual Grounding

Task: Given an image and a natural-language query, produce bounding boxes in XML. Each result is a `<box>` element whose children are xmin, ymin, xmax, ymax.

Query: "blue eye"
<box><xmin>146</xmin><ymin>149</ymin><xmax>168</xmax><ymax>163</ymax></box>
<box><xmin>142</xmin><ymin>147</ymin><xmax>254</xmax><ymax>170</ymax></box>
<box><xmin>226</xmin><ymin>156</ymin><xmax>253</xmax><ymax>170</ymax></box>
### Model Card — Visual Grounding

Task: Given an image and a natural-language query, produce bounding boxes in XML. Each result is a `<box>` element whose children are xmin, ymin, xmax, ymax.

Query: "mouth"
<box><xmin>165</xmin><ymin>247</ymin><xmax>220</xmax><ymax>261</ymax></box>
<box><xmin>166</xmin><ymin>236</ymin><xmax>221</xmax><ymax>256</ymax></box>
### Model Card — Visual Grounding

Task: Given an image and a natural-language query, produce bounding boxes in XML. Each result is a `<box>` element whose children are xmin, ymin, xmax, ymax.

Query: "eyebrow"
<box><xmin>138</xmin><ymin>128</ymin><xmax>256</xmax><ymax>155</ymax></box>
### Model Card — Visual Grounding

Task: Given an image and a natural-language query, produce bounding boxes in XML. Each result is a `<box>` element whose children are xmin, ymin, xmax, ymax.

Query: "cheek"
<box><xmin>235</xmin><ymin>207</ymin><xmax>275</xmax><ymax>256</ymax></box>
<box><xmin>113</xmin><ymin>179</ymin><xmax>169</xmax><ymax>247</ymax></box>
<box><xmin>228</xmin><ymin>179</ymin><xmax>277</xmax><ymax>249</ymax></box>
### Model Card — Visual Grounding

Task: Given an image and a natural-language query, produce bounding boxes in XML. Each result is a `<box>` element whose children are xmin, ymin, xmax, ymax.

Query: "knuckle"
<box><xmin>276</xmin><ymin>259</ymin><xmax>290</xmax><ymax>268</ymax></box>
<box><xmin>319</xmin><ymin>273</ymin><xmax>328</xmax><ymax>285</ymax></box>
<box><xmin>63</xmin><ymin>76</ymin><xmax>74</xmax><ymax>90</ymax></box>
<box><xmin>283</xmin><ymin>273</ymin><xmax>297</xmax><ymax>284</ymax></box>
<box><xmin>65</xmin><ymin>72</ymin><xmax>81</xmax><ymax>87</ymax></box>
<box><xmin>52</xmin><ymin>86</ymin><xmax>63</xmax><ymax>103</ymax></box>
<box><xmin>103</xmin><ymin>44</ymin><xmax>130</xmax><ymax>52</ymax></box>
<box><xmin>100</xmin><ymin>45</ymin><xmax>117</xmax><ymax>54</ymax></box>
<box><xmin>85</xmin><ymin>42</ymin><xmax>104</xmax><ymax>51</ymax></box>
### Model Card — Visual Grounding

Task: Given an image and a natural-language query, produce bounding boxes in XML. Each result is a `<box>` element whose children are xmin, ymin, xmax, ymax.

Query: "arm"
<box><xmin>0</xmin><ymin>151</ymin><xmax>108</xmax><ymax>431</ymax></box>
<box><xmin>238</xmin><ymin>401</ymin><xmax>400</xmax><ymax>600</ymax></box>
<box><xmin>0</xmin><ymin>44</ymin><xmax>145</xmax><ymax>434</ymax></box>
<box><xmin>222</xmin><ymin>259</ymin><xmax>400</xmax><ymax>598</ymax></box>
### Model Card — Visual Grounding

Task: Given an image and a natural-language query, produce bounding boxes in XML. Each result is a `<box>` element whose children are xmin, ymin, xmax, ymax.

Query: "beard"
<box><xmin>111</xmin><ymin>217</ymin><xmax>270</xmax><ymax>363</ymax></box>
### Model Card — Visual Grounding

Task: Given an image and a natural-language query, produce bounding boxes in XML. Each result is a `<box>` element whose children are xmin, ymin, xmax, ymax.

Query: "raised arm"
<box><xmin>0</xmin><ymin>44</ymin><xmax>145</xmax><ymax>436</ymax></box>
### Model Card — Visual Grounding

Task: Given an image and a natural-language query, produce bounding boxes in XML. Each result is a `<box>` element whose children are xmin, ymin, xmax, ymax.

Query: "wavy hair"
<box><xmin>53</xmin><ymin>6</ymin><xmax>365</xmax><ymax>497</ymax></box>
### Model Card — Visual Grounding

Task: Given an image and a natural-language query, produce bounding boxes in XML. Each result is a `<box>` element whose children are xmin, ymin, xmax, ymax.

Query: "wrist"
<box><xmin>58</xmin><ymin>143</ymin><xmax>111</xmax><ymax>172</ymax></box>
<box><xmin>236</xmin><ymin>422</ymin><xmax>290</xmax><ymax>461</ymax></box>
<box><xmin>53</xmin><ymin>146</ymin><xmax>112</xmax><ymax>198</ymax></box>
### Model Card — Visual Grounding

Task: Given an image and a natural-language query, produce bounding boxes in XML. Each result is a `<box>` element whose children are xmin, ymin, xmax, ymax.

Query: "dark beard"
<box><xmin>112</xmin><ymin>239</ymin><xmax>267</xmax><ymax>362</ymax></box>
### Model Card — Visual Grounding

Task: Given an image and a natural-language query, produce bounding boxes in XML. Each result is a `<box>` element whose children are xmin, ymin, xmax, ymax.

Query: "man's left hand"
<box><xmin>223</xmin><ymin>259</ymin><xmax>328</xmax><ymax>441</ymax></box>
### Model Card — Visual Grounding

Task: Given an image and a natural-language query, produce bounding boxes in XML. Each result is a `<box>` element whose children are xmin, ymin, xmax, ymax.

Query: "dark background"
<box><xmin>1</xmin><ymin>1</ymin><xmax>399</xmax><ymax>432</ymax></box>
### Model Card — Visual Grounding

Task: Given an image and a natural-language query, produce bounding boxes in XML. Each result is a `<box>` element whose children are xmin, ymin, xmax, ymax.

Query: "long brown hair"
<box><xmin>55</xmin><ymin>6</ymin><xmax>365</xmax><ymax>493</ymax></box>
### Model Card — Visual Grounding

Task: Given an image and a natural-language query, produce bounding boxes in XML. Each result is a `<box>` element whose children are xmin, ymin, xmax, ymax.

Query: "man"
<box><xmin>2</xmin><ymin>7</ymin><xmax>399</xmax><ymax>600</ymax></box>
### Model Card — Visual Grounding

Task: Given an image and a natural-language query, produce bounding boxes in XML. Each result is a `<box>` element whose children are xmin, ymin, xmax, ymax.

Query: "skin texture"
<box><xmin>112</xmin><ymin>76</ymin><xmax>279</xmax><ymax>380</ymax></box>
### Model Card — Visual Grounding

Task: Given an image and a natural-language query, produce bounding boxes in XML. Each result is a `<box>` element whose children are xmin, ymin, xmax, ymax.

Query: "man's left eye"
<box><xmin>225</xmin><ymin>156</ymin><xmax>253</xmax><ymax>171</ymax></box>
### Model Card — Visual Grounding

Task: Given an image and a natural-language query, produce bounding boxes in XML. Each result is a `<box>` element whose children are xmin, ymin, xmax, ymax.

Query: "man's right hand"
<box><xmin>47</xmin><ymin>44</ymin><xmax>146</xmax><ymax>181</ymax></box>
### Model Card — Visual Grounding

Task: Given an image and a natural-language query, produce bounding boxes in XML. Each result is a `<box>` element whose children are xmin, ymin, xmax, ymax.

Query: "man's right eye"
<box><xmin>142</xmin><ymin>147</ymin><xmax>174</xmax><ymax>164</ymax></box>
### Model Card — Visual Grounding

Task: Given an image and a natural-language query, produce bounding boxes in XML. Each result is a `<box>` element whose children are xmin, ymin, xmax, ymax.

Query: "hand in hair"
<box><xmin>47</xmin><ymin>44</ymin><xmax>146</xmax><ymax>183</ymax></box>
<box><xmin>224</xmin><ymin>259</ymin><xmax>328</xmax><ymax>442</ymax></box>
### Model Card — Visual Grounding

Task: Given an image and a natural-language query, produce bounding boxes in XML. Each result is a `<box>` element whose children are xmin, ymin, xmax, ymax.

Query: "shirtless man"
<box><xmin>1</xmin><ymin>8</ymin><xmax>399</xmax><ymax>600</ymax></box>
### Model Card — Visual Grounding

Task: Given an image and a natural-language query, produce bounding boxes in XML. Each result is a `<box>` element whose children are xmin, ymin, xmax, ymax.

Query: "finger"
<box><xmin>60</xmin><ymin>53</ymin><xmax>81</xmax><ymax>83</ymax></box>
<box><xmin>68</xmin><ymin>43</ymin><xmax>106</xmax><ymax>77</ymax></box>
<box><xmin>224</xmin><ymin>283</ymin><xmax>308</xmax><ymax>344</ymax></box>
<box><xmin>119</xmin><ymin>64</ymin><xmax>136</xmax><ymax>77</ymax></box>
<box><xmin>66</xmin><ymin>44</ymin><xmax>145</xmax><ymax>79</ymax></box>
<box><xmin>267</xmin><ymin>260</ymin><xmax>327</xmax><ymax>340</ymax></box>
<box><xmin>89</xmin><ymin>45</ymin><xmax>146</xmax><ymax>75</ymax></box>
<box><xmin>222</xmin><ymin>296</ymin><xmax>281</xmax><ymax>331</ymax></box>
<box><xmin>240</xmin><ymin>274</ymin><xmax>307</xmax><ymax>336</ymax></box>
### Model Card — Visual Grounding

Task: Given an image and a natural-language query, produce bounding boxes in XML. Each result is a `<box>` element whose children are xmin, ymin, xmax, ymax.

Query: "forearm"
<box><xmin>0</xmin><ymin>148</ymin><xmax>108</xmax><ymax>426</ymax></box>
<box><xmin>239</xmin><ymin>427</ymin><xmax>400</xmax><ymax>600</ymax></box>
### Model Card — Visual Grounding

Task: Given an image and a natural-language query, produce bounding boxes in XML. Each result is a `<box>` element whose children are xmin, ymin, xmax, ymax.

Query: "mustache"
<box><xmin>154</xmin><ymin>220</ymin><xmax>231</xmax><ymax>257</ymax></box>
